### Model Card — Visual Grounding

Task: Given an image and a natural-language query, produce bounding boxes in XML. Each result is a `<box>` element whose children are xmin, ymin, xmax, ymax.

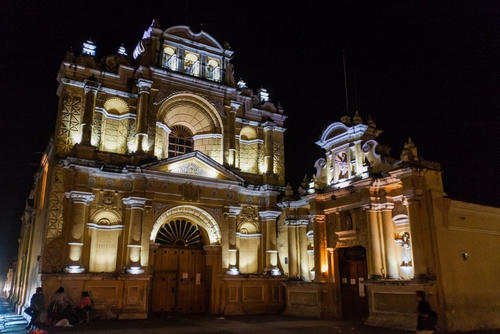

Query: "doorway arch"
<box><xmin>150</xmin><ymin>205</ymin><xmax>220</xmax><ymax>313</ymax></box>
<box><xmin>151</xmin><ymin>205</ymin><xmax>221</xmax><ymax>245</ymax></box>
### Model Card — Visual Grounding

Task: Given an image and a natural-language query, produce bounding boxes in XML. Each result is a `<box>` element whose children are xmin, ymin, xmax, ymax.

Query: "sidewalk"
<box><xmin>1</xmin><ymin>297</ymin><xmax>498</xmax><ymax>334</ymax></box>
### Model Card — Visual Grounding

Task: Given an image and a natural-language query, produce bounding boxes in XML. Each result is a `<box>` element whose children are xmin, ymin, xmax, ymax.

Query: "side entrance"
<box><xmin>338</xmin><ymin>246</ymin><xmax>369</xmax><ymax>320</ymax></box>
<box><xmin>151</xmin><ymin>219</ymin><xmax>207</xmax><ymax>313</ymax></box>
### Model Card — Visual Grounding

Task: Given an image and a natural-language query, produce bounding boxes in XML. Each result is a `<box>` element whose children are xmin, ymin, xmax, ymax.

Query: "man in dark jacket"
<box><xmin>416</xmin><ymin>290</ymin><xmax>436</xmax><ymax>333</ymax></box>
<box><xmin>25</xmin><ymin>287</ymin><xmax>44</xmax><ymax>330</ymax></box>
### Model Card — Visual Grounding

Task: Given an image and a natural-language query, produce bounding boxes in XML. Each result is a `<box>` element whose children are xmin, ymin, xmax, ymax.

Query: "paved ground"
<box><xmin>1</xmin><ymin>298</ymin><xmax>498</xmax><ymax>334</ymax></box>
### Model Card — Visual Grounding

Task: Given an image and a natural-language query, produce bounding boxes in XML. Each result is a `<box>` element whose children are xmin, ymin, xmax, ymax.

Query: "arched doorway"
<box><xmin>150</xmin><ymin>206</ymin><xmax>220</xmax><ymax>314</ymax></box>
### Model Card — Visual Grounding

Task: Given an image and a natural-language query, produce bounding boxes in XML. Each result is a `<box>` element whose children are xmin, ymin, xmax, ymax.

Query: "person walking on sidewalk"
<box><xmin>25</xmin><ymin>287</ymin><xmax>44</xmax><ymax>330</ymax></box>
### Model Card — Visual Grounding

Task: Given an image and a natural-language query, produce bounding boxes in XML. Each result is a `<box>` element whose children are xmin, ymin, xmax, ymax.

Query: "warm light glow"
<box><xmin>227</xmin><ymin>267</ymin><xmax>240</xmax><ymax>275</ymax></box>
<box><xmin>271</xmin><ymin>268</ymin><xmax>281</xmax><ymax>276</ymax></box>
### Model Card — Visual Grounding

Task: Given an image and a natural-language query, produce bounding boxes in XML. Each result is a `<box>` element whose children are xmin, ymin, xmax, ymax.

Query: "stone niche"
<box><xmin>221</xmin><ymin>276</ymin><xmax>285</xmax><ymax>315</ymax></box>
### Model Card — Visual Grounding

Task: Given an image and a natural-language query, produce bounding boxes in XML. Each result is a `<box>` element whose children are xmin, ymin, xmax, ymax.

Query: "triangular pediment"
<box><xmin>143</xmin><ymin>151</ymin><xmax>245</xmax><ymax>182</ymax></box>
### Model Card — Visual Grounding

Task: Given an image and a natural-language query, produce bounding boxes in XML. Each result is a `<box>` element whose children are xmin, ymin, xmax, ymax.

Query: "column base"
<box><xmin>124</xmin><ymin>266</ymin><xmax>145</xmax><ymax>274</ymax></box>
<box><xmin>64</xmin><ymin>265</ymin><xmax>85</xmax><ymax>274</ymax></box>
<box><xmin>264</xmin><ymin>266</ymin><xmax>281</xmax><ymax>276</ymax></box>
<box><xmin>226</xmin><ymin>266</ymin><xmax>240</xmax><ymax>275</ymax></box>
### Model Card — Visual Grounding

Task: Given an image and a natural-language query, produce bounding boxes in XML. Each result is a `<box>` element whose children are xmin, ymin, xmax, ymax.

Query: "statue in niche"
<box><xmin>335</xmin><ymin>152</ymin><xmax>349</xmax><ymax>180</ymax></box>
<box><xmin>345</xmin><ymin>213</ymin><xmax>353</xmax><ymax>230</ymax></box>
<box><xmin>401</xmin><ymin>232</ymin><xmax>412</xmax><ymax>266</ymax></box>
<box><xmin>225</xmin><ymin>62</ymin><xmax>236</xmax><ymax>88</ymax></box>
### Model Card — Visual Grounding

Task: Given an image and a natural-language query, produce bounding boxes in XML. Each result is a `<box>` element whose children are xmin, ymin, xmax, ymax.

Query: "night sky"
<box><xmin>1</xmin><ymin>1</ymin><xmax>499</xmax><ymax>280</ymax></box>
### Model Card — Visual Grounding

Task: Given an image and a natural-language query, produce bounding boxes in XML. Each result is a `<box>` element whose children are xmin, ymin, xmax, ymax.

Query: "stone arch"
<box><xmin>157</xmin><ymin>93</ymin><xmax>223</xmax><ymax>135</ymax></box>
<box><xmin>89</xmin><ymin>209</ymin><xmax>122</xmax><ymax>225</ymax></box>
<box><xmin>151</xmin><ymin>205</ymin><xmax>221</xmax><ymax>245</ymax></box>
<box><xmin>240</xmin><ymin>126</ymin><xmax>257</xmax><ymax>140</ymax></box>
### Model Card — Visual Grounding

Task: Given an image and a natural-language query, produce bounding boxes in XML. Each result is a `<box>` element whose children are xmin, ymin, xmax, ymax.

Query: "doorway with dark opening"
<box><xmin>338</xmin><ymin>246</ymin><xmax>369</xmax><ymax>320</ymax></box>
<box><xmin>151</xmin><ymin>219</ymin><xmax>207</xmax><ymax>313</ymax></box>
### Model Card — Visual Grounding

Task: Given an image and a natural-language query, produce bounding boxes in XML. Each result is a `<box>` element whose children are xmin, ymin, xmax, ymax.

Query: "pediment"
<box><xmin>143</xmin><ymin>151</ymin><xmax>245</xmax><ymax>182</ymax></box>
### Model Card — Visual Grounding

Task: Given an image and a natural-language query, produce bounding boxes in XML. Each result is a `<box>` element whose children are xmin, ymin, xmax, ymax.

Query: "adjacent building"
<box><xmin>9</xmin><ymin>20</ymin><xmax>500</xmax><ymax>332</ymax></box>
<box><xmin>281</xmin><ymin>114</ymin><xmax>500</xmax><ymax>332</ymax></box>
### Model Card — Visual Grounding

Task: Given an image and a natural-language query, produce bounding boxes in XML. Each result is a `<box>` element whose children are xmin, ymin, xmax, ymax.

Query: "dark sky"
<box><xmin>1</xmin><ymin>1</ymin><xmax>499</xmax><ymax>279</ymax></box>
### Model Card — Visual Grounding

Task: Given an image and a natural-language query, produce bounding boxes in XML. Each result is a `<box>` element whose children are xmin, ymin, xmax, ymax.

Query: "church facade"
<box><xmin>9</xmin><ymin>21</ymin><xmax>500</xmax><ymax>332</ymax></box>
<box><xmin>11</xmin><ymin>21</ymin><xmax>286</xmax><ymax>320</ymax></box>
<box><xmin>280</xmin><ymin>114</ymin><xmax>500</xmax><ymax>332</ymax></box>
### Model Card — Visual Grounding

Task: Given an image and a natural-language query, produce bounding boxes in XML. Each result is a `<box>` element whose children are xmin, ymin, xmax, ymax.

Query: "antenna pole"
<box><xmin>342</xmin><ymin>49</ymin><xmax>349</xmax><ymax>115</ymax></box>
<box><xmin>354</xmin><ymin>69</ymin><xmax>359</xmax><ymax>112</ymax></box>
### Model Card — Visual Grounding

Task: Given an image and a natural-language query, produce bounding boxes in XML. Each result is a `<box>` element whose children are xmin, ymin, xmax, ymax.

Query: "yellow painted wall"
<box><xmin>435</xmin><ymin>200</ymin><xmax>500</xmax><ymax>331</ymax></box>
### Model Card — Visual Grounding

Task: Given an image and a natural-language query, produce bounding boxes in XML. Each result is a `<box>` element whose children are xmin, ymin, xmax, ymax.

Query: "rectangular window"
<box><xmin>162</xmin><ymin>45</ymin><xmax>178</xmax><ymax>71</ymax></box>
<box><xmin>184</xmin><ymin>51</ymin><xmax>200</xmax><ymax>76</ymax></box>
<box><xmin>206</xmin><ymin>57</ymin><xmax>221</xmax><ymax>82</ymax></box>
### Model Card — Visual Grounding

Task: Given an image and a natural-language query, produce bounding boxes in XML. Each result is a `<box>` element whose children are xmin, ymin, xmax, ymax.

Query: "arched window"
<box><xmin>168</xmin><ymin>125</ymin><xmax>194</xmax><ymax>158</ymax></box>
<box><xmin>155</xmin><ymin>219</ymin><xmax>204</xmax><ymax>248</ymax></box>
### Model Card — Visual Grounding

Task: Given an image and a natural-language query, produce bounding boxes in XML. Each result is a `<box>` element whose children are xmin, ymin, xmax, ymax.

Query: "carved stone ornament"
<box><xmin>179</xmin><ymin>182</ymin><xmax>202</xmax><ymax>202</ymax></box>
<box><xmin>237</xmin><ymin>206</ymin><xmax>259</xmax><ymax>233</ymax></box>
<box><xmin>204</xmin><ymin>207</ymin><xmax>222</xmax><ymax>221</ymax></box>
<box><xmin>177</xmin><ymin>163</ymin><xmax>207</xmax><ymax>177</ymax></box>
<box><xmin>103</xmin><ymin>191</ymin><xmax>114</xmax><ymax>205</ymax></box>
<box><xmin>154</xmin><ymin>202</ymin><xmax>174</xmax><ymax>217</ymax></box>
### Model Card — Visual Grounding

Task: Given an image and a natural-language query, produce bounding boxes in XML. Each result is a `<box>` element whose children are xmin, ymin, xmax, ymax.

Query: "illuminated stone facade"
<box><xmin>11</xmin><ymin>21</ymin><xmax>286</xmax><ymax>319</ymax></box>
<box><xmin>10</xmin><ymin>20</ymin><xmax>500</xmax><ymax>332</ymax></box>
<box><xmin>280</xmin><ymin>114</ymin><xmax>500</xmax><ymax>332</ymax></box>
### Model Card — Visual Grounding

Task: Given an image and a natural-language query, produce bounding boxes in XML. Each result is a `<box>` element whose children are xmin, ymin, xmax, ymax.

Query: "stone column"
<box><xmin>263</xmin><ymin>125</ymin><xmax>274</xmax><ymax>174</ymax></box>
<box><xmin>312</xmin><ymin>215</ymin><xmax>327</xmax><ymax>283</ymax></box>
<box><xmin>298</xmin><ymin>222</ymin><xmax>310</xmax><ymax>280</ymax></box>
<box><xmin>286</xmin><ymin>222</ymin><xmax>298</xmax><ymax>277</ymax></box>
<box><xmin>81</xmin><ymin>79</ymin><xmax>101</xmax><ymax>145</ymax></box>
<box><xmin>64</xmin><ymin>191</ymin><xmax>95</xmax><ymax>273</ymax></box>
<box><xmin>366</xmin><ymin>207</ymin><xmax>383</xmax><ymax>279</ymax></box>
<box><xmin>135</xmin><ymin>79</ymin><xmax>153</xmax><ymax>153</ymax></box>
<box><xmin>123</xmin><ymin>197</ymin><xmax>146</xmax><ymax>274</ymax></box>
<box><xmin>228</xmin><ymin>105</ymin><xmax>237</xmax><ymax>167</ymax></box>
<box><xmin>381</xmin><ymin>204</ymin><xmax>400</xmax><ymax>279</ymax></box>
<box><xmin>260</xmin><ymin>211</ymin><xmax>281</xmax><ymax>274</ymax></box>
<box><xmin>407</xmin><ymin>198</ymin><xmax>427</xmax><ymax>277</ymax></box>
<box><xmin>354</xmin><ymin>140</ymin><xmax>364</xmax><ymax>176</ymax></box>
<box><xmin>226</xmin><ymin>207</ymin><xmax>240</xmax><ymax>274</ymax></box>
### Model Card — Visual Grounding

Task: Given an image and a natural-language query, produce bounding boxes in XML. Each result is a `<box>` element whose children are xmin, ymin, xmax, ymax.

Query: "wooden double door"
<box><xmin>152</xmin><ymin>247</ymin><xmax>206</xmax><ymax>313</ymax></box>
<box><xmin>338</xmin><ymin>246</ymin><xmax>369</xmax><ymax>320</ymax></box>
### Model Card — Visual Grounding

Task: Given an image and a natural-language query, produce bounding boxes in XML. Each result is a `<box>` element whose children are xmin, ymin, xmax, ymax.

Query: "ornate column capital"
<box><xmin>225</xmin><ymin>206</ymin><xmax>242</xmax><ymax>217</ymax></box>
<box><xmin>259</xmin><ymin>210</ymin><xmax>281</xmax><ymax>221</ymax></box>
<box><xmin>122</xmin><ymin>197</ymin><xmax>147</xmax><ymax>209</ymax></box>
<box><xmin>65</xmin><ymin>191</ymin><xmax>95</xmax><ymax>204</ymax></box>
<box><xmin>382</xmin><ymin>203</ymin><xmax>394</xmax><ymax>211</ymax></box>
<box><xmin>83</xmin><ymin>79</ymin><xmax>101</xmax><ymax>93</ymax></box>
<box><xmin>308</xmin><ymin>214</ymin><xmax>326</xmax><ymax>224</ymax></box>
<box><xmin>284</xmin><ymin>219</ymin><xmax>309</xmax><ymax>227</ymax></box>
<box><xmin>136</xmin><ymin>78</ymin><xmax>153</xmax><ymax>94</ymax></box>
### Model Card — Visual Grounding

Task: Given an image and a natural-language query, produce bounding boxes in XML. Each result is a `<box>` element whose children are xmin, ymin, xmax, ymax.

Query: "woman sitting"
<box><xmin>75</xmin><ymin>291</ymin><xmax>92</xmax><ymax>323</ymax></box>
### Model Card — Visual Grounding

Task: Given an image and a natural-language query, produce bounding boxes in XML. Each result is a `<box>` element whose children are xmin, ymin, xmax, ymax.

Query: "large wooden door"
<box><xmin>152</xmin><ymin>247</ymin><xmax>206</xmax><ymax>313</ymax></box>
<box><xmin>338</xmin><ymin>246</ymin><xmax>369</xmax><ymax>320</ymax></box>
